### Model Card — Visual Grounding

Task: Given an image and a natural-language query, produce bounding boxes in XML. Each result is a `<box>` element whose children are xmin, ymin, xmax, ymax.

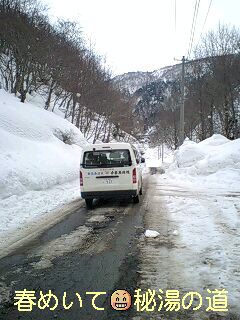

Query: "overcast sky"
<box><xmin>43</xmin><ymin>0</ymin><xmax>240</xmax><ymax>75</ymax></box>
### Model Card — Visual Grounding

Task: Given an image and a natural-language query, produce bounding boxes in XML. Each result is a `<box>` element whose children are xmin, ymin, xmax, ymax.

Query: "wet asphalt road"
<box><xmin>0</xmin><ymin>179</ymin><xmax>149</xmax><ymax>320</ymax></box>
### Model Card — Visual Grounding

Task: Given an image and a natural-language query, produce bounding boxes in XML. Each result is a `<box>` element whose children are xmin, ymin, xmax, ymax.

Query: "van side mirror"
<box><xmin>141</xmin><ymin>157</ymin><xmax>145</xmax><ymax>163</ymax></box>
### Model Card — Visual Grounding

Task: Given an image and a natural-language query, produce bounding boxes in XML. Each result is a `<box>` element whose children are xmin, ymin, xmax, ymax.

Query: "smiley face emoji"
<box><xmin>111</xmin><ymin>289</ymin><xmax>131</xmax><ymax>310</ymax></box>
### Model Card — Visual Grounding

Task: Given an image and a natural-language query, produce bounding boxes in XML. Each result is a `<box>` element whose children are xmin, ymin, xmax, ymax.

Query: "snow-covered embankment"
<box><xmin>0</xmin><ymin>90</ymin><xmax>87</xmax><ymax>252</ymax></box>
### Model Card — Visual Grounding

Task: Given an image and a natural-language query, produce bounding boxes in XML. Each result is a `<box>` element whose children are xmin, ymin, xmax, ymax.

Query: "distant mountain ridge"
<box><xmin>112</xmin><ymin>63</ymin><xmax>184</xmax><ymax>134</ymax></box>
<box><xmin>112</xmin><ymin>63</ymin><xmax>182</xmax><ymax>95</ymax></box>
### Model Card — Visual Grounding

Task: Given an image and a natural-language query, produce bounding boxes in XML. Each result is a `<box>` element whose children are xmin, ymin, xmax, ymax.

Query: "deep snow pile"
<box><xmin>167</xmin><ymin>134</ymin><xmax>240</xmax><ymax>190</ymax></box>
<box><xmin>0</xmin><ymin>89</ymin><xmax>87</xmax><ymax>251</ymax></box>
<box><xmin>0</xmin><ymin>89</ymin><xmax>87</xmax><ymax>199</ymax></box>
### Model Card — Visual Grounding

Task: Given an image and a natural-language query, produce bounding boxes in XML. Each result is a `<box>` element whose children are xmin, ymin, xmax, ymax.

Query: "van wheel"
<box><xmin>85</xmin><ymin>199</ymin><xmax>93</xmax><ymax>209</ymax></box>
<box><xmin>133</xmin><ymin>195</ymin><xmax>139</xmax><ymax>203</ymax></box>
<box><xmin>139</xmin><ymin>187</ymin><xmax>142</xmax><ymax>195</ymax></box>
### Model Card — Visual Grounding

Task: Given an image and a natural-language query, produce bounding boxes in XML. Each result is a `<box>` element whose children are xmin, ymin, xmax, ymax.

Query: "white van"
<box><xmin>80</xmin><ymin>143</ymin><xmax>144</xmax><ymax>209</ymax></box>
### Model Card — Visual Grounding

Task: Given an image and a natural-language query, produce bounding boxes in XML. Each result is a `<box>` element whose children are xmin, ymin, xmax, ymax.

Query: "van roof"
<box><xmin>82</xmin><ymin>142</ymin><xmax>134</xmax><ymax>152</ymax></box>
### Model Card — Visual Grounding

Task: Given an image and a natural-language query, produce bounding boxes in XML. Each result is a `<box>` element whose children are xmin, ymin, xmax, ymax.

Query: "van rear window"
<box><xmin>82</xmin><ymin>149</ymin><xmax>132</xmax><ymax>168</ymax></box>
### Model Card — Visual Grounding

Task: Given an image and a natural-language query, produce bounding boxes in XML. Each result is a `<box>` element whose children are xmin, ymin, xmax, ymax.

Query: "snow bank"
<box><xmin>0</xmin><ymin>89</ymin><xmax>88</xmax><ymax>252</ymax></box>
<box><xmin>0</xmin><ymin>89</ymin><xmax>87</xmax><ymax>200</ymax></box>
<box><xmin>168</xmin><ymin>134</ymin><xmax>240</xmax><ymax>190</ymax></box>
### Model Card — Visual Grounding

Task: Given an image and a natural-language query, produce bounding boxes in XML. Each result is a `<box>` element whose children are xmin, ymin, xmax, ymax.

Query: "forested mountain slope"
<box><xmin>113</xmin><ymin>30</ymin><xmax>240</xmax><ymax>150</ymax></box>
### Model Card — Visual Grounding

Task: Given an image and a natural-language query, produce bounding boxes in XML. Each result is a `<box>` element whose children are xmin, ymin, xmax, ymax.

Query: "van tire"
<box><xmin>85</xmin><ymin>199</ymin><xmax>93</xmax><ymax>209</ymax></box>
<box><xmin>133</xmin><ymin>195</ymin><xmax>140</xmax><ymax>203</ymax></box>
<box><xmin>139</xmin><ymin>187</ymin><xmax>142</xmax><ymax>195</ymax></box>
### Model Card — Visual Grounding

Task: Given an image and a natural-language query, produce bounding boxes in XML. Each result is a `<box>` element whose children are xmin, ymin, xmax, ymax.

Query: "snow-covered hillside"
<box><xmin>113</xmin><ymin>71</ymin><xmax>155</xmax><ymax>95</ymax></box>
<box><xmin>112</xmin><ymin>63</ymin><xmax>181</xmax><ymax>95</ymax></box>
<box><xmin>0</xmin><ymin>89</ymin><xmax>87</xmax><ymax>199</ymax></box>
<box><xmin>0</xmin><ymin>90</ymin><xmax>87</xmax><ymax>252</ymax></box>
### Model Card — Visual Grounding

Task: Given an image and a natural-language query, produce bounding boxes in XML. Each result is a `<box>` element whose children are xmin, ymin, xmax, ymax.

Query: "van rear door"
<box><xmin>81</xmin><ymin>149</ymin><xmax>133</xmax><ymax>192</ymax></box>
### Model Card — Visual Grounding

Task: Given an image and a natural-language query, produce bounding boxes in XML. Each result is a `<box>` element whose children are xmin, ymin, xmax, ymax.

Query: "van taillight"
<box><xmin>132</xmin><ymin>168</ymin><xmax>137</xmax><ymax>183</ymax></box>
<box><xmin>80</xmin><ymin>171</ymin><xmax>83</xmax><ymax>186</ymax></box>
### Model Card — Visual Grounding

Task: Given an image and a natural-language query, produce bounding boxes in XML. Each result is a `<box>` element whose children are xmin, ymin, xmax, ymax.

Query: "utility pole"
<box><xmin>179</xmin><ymin>55</ymin><xmax>185</xmax><ymax>146</ymax></box>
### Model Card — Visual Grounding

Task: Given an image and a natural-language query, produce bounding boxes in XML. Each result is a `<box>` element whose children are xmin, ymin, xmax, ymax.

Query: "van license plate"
<box><xmin>105</xmin><ymin>178</ymin><xmax>113</xmax><ymax>184</ymax></box>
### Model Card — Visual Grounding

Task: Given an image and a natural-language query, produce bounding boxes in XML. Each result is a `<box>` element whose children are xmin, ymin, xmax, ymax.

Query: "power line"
<box><xmin>187</xmin><ymin>0</ymin><xmax>201</xmax><ymax>58</ymax></box>
<box><xmin>187</xmin><ymin>0</ymin><xmax>198</xmax><ymax>57</ymax></box>
<box><xmin>188</xmin><ymin>0</ymin><xmax>201</xmax><ymax>58</ymax></box>
<box><xmin>199</xmin><ymin>0</ymin><xmax>213</xmax><ymax>40</ymax></box>
<box><xmin>195</xmin><ymin>0</ymin><xmax>212</xmax><ymax>49</ymax></box>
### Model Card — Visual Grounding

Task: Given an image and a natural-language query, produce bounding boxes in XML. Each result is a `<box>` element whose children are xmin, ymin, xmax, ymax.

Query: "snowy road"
<box><xmin>136</xmin><ymin>173</ymin><xmax>240</xmax><ymax>320</ymax></box>
<box><xmin>0</xmin><ymin>181</ymin><xmax>147</xmax><ymax>320</ymax></box>
<box><xmin>0</xmin><ymin>173</ymin><xmax>239</xmax><ymax>320</ymax></box>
